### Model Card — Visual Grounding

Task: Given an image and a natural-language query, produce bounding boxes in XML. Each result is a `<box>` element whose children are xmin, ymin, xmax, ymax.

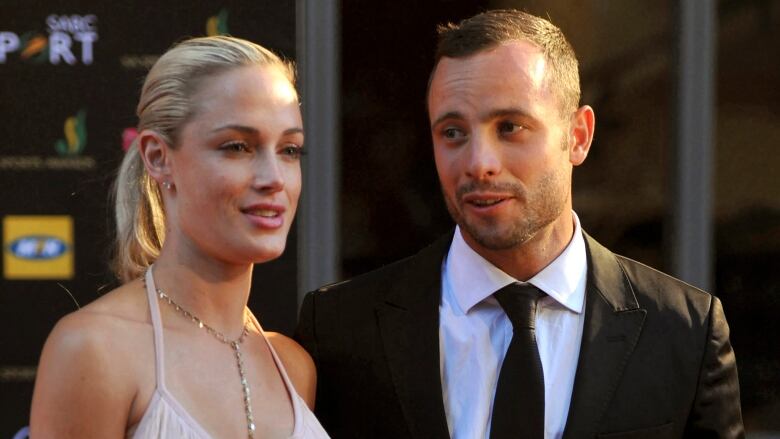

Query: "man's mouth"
<box><xmin>468</xmin><ymin>198</ymin><xmax>506</xmax><ymax>207</ymax></box>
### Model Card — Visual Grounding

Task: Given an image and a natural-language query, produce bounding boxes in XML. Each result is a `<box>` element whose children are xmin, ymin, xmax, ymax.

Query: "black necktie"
<box><xmin>490</xmin><ymin>283</ymin><xmax>546</xmax><ymax>439</ymax></box>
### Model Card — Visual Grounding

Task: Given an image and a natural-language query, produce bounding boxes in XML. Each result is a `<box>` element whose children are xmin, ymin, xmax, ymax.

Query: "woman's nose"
<box><xmin>252</xmin><ymin>151</ymin><xmax>284</xmax><ymax>192</ymax></box>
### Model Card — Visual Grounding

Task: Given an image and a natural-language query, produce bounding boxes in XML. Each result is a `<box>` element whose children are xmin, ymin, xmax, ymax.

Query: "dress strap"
<box><xmin>247</xmin><ymin>313</ymin><xmax>304</xmax><ymax>436</ymax></box>
<box><xmin>144</xmin><ymin>266</ymin><xmax>168</xmax><ymax>390</ymax></box>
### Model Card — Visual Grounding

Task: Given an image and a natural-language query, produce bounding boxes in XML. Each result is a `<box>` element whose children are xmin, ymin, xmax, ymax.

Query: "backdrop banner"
<box><xmin>0</xmin><ymin>1</ymin><xmax>297</xmax><ymax>436</ymax></box>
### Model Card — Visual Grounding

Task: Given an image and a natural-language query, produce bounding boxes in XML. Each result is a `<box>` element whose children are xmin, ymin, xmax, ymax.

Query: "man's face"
<box><xmin>428</xmin><ymin>41</ymin><xmax>577</xmax><ymax>253</ymax></box>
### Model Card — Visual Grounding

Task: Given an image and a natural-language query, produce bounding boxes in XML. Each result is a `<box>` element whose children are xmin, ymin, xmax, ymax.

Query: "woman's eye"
<box><xmin>220</xmin><ymin>141</ymin><xmax>250</xmax><ymax>153</ymax></box>
<box><xmin>281</xmin><ymin>145</ymin><xmax>305</xmax><ymax>159</ymax></box>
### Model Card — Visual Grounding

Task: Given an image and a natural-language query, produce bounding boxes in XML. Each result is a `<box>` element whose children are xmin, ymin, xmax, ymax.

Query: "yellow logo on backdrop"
<box><xmin>3</xmin><ymin>216</ymin><xmax>74</xmax><ymax>279</ymax></box>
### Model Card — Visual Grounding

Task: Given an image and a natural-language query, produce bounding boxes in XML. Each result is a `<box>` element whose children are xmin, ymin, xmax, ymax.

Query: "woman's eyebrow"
<box><xmin>211</xmin><ymin>124</ymin><xmax>259</xmax><ymax>135</ymax></box>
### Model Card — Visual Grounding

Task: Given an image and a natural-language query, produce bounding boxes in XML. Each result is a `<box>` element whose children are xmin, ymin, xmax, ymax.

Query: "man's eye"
<box><xmin>220</xmin><ymin>141</ymin><xmax>249</xmax><ymax>152</ymax></box>
<box><xmin>443</xmin><ymin>127</ymin><xmax>465</xmax><ymax>139</ymax></box>
<box><xmin>498</xmin><ymin>121</ymin><xmax>522</xmax><ymax>134</ymax></box>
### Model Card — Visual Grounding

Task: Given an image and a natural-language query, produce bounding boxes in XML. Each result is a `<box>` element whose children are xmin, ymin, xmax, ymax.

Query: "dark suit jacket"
<box><xmin>295</xmin><ymin>232</ymin><xmax>744</xmax><ymax>438</ymax></box>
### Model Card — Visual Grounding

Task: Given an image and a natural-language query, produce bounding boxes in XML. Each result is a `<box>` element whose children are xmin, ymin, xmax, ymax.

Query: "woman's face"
<box><xmin>166</xmin><ymin>65</ymin><xmax>303</xmax><ymax>265</ymax></box>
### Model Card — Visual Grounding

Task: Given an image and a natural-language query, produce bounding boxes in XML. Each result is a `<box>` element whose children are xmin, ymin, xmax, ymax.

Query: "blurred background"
<box><xmin>1</xmin><ymin>0</ymin><xmax>778</xmax><ymax>437</ymax></box>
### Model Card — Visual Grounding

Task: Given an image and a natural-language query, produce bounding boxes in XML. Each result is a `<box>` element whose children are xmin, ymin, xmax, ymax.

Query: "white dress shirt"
<box><xmin>439</xmin><ymin>213</ymin><xmax>588</xmax><ymax>439</ymax></box>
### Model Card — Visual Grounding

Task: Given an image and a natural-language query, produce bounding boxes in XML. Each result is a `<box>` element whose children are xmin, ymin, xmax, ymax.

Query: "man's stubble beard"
<box><xmin>443</xmin><ymin>170</ymin><xmax>570</xmax><ymax>251</ymax></box>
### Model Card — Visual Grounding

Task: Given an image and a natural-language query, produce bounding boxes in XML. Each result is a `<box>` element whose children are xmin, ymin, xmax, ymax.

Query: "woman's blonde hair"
<box><xmin>112</xmin><ymin>36</ymin><xmax>295</xmax><ymax>282</ymax></box>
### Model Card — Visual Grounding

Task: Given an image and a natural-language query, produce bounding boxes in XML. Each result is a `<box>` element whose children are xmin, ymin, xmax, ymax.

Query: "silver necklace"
<box><xmin>156</xmin><ymin>286</ymin><xmax>257</xmax><ymax>438</ymax></box>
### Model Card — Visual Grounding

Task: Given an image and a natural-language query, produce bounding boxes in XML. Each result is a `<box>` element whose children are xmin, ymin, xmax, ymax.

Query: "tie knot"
<box><xmin>493</xmin><ymin>283</ymin><xmax>545</xmax><ymax>330</ymax></box>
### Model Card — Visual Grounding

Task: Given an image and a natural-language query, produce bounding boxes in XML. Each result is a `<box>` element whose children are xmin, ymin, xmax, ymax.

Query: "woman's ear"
<box><xmin>137</xmin><ymin>130</ymin><xmax>173</xmax><ymax>186</ymax></box>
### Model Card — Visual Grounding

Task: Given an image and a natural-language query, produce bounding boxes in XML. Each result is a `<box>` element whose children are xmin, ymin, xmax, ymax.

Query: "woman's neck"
<box><xmin>151</xmin><ymin>244</ymin><xmax>254</xmax><ymax>338</ymax></box>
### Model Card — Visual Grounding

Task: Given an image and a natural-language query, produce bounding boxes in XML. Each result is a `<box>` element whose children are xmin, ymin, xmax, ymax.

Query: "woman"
<box><xmin>30</xmin><ymin>36</ymin><xmax>329</xmax><ymax>438</ymax></box>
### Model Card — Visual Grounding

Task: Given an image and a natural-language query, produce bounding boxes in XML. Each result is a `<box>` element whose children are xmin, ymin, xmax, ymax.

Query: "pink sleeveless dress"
<box><xmin>126</xmin><ymin>268</ymin><xmax>330</xmax><ymax>438</ymax></box>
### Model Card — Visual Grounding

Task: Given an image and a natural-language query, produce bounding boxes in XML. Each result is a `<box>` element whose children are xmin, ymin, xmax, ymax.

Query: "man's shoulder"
<box><xmin>584</xmin><ymin>232</ymin><xmax>716</xmax><ymax>323</ymax></box>
<box><xmin>615</xmin><ymin>253</ymin><xmax>709</xmax><ymax>297</ymax></box>
<box><xmin>612</xmin><ymin>252</ymin><xmax>716</xmax><ymax>324</ymax></box>
<box><xmin>307</xmin><ymin>232</ymin><xmax>453</xmax><ymax>304</ymax></box>
<box><xmin>312</xmin><ymin>252</ymin><xmax>419</xmax><ymax>297</ymax></box>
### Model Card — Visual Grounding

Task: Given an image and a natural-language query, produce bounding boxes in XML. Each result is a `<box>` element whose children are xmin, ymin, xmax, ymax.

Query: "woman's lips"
<box><xmin>241</xmin><ymin>204</ymin><xmax>285</xmax><ymax>229</ymax></box>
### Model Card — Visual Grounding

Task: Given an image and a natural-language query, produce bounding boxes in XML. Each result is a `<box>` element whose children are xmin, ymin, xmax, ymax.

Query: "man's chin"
<box><xmin>460</xmin><ymin>223</ymin><xmax>525</xmax><ymax>251</ymax></box>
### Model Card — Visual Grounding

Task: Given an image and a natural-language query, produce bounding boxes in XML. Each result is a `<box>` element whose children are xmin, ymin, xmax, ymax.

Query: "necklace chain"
<box><xmin>155</xmin><ymin>286</ymin><xmax>256</xmax><ymax>438</ymax></box>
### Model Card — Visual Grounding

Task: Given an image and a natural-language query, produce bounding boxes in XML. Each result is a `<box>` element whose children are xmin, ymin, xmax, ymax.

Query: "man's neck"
<box><xmin>461</xmin><ymin>211</ymin><xmax>575</xmax><ymax>281</ymax></box>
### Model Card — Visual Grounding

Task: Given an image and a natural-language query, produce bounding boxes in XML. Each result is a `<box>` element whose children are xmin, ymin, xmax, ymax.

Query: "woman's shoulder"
<box><xmin>80</xmin><ymin>276</ymin><xmax>148</xmax><ymax>317</ymax></box>
<box><xmin>266</xmin><ymin>332</ymin><xmax>314</xmax><ymax>369</ymax></box>
<box><xmin>41</xmin><ymin>278</ymin><xmax>152</xmax><ymax>374</ymax></box>
<box><xmin>53</xmin><ymin>278</ymin><xmax>149</xmax><ymax>340</ymax></box>
<box><xmin>30</xmin><ymin>279</ymin><xmax>154</xmax><ymax>436</ymax></box>
<box><xmin>266</xmin><ymin>332</ymin><xmax>316</xmax><ymax>408</ymax></box>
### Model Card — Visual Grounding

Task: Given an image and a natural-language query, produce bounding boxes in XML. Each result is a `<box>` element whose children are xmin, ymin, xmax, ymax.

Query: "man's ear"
<box><xmin>568</xmin><ymin>105</ymin><xmax>595</xmax><ymax>167</ymax></box>
<box><xmin>137</xmin><ymin>130</ymin><xmax>173</xmax><ymax>185</ymax></box>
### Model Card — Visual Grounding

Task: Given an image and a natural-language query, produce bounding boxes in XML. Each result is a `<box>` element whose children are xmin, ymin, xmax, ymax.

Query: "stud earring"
<box><xmin>162</xmin><ymin>181</ymin><xmax>172</xmax><ymax>190</ymax></box>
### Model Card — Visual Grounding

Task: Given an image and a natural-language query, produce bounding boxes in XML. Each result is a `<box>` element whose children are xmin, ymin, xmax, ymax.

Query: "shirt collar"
<box><xmin>444</xmin><ymin>212</ymin><xmax>587</xmax><ymax>314</ymax></box>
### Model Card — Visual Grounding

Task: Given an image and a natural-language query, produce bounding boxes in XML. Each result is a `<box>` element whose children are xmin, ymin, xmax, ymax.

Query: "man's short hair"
<box><xmin>433</xmin><ymin>9</ymin><xmax>581</xmax><ymax>115</ymax></box>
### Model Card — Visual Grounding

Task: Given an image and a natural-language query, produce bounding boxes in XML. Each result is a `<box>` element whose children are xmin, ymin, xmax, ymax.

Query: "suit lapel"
<box><xmin>563</xmin><ymin>233</ymin><xmax>647</xmax><ymax>439</ymax></box>
<box><xmin>375</xmin><ymin>233</ymin><xmax>452</xmax><ymax>439</ymax></box>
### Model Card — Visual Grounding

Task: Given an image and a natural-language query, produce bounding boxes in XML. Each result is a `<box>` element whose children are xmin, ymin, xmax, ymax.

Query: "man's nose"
<box><xmin>465</xmin><ymin>132</ymin><xmax>502</xmax><ymax>179</ymax></box>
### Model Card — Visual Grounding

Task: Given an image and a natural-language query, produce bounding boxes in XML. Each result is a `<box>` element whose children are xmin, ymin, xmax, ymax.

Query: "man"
<box><xmin>296</xmin><ymin>9</ymin><xmax>743</xmax><ymax>439</ymax></box>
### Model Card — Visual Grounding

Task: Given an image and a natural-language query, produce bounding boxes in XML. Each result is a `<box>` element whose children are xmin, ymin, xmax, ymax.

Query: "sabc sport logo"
<box><xmin>0</xmin><ymin>14</ymin><xmax>98</xmax><ymax>65</ymax></box>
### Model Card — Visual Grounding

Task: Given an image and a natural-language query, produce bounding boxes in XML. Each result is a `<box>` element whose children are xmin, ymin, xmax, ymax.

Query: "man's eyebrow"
<box><xmin>431</xmin><ymin>108</ymin><xmax>537</xmax><ymax>129</ymax></box>
<box><xmin>431</xmin><ymin>111</ymin><xmax>465</xmax><ymax>129</ymax></box>
<box><xmin>483</xmin><ymin>107</ymin><xmax>534</xmax><ymax>122</ymax></box>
